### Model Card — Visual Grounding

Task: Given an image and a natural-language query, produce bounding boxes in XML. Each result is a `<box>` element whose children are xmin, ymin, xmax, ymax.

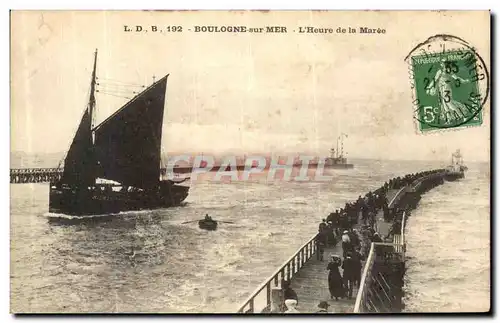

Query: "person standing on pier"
<box><xmin>316</xmin><ymin>227</ymin><xmax>328</xmax><ymax>261</ymax></box>
<box><xmin>327</xmin><ymin>210</ymin><xmax>340</xmax><ymax>237</ymax></box>
<box><xmin>319</xmin><ymin>221</ymin><xmax>327</xmax><ymax>233</ymax></box>
<box><xmin>368</xmin><ymin>210</ymin><xmax>376</xmax><ymax>228</ymax></box>
<box><xmin>339</xmin><ymin>212</ymin><xmax>349</xmax><ymax>233</ymax></box>
<box><xmin>382</xmin><ymin>199</ymin><xmax>390</xmax><ymax>221</ymax></box>
<box><xmin>282</xmin><ymin>281</ymin><xmax>298</xmax><ymax>304</ymax></box>
<box><xmin>327</xmin><ymin>255</ymin><xmax>345</xmax><ymax>301</ymax></box>
<box><xmin>361</xmin><ymin>203</ymin><xmax>369</xmax><ymax>225</ymax></box>
<box><xmin>341</xmin><ymin>230</ymin><xmax>352</xmax><ymax>258</ymax></box>
<box><xmin>349</xmin><ymin>229</ymin><xmax>361</xmax><ymax>249</ymax></box>
<box><xmin>351</xmin><ymin>249</ymin><xmax>363</xmax><ymax>288</ymax></box>
<box><xmin>325</xmin><ymin>221</ymin><xmax>336</xmax><ymax>247</ymax></box>
<box><xmin>341</xmin><ymin>253</ymin><xmax>357</xmax><ymax>299</ymax></box>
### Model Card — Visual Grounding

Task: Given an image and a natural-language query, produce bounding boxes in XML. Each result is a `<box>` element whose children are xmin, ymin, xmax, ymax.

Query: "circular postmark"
<box><xmin>404</xmin><ymin>34</ymin><xmax>489</xmax><ymax>131</ymax></box>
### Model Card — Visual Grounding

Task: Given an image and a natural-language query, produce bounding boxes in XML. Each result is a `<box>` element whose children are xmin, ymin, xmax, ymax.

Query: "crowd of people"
<box><xmin>281</xmin><ymin>168</ymin><xmax>446</xmax><ymax>313</ymax></box>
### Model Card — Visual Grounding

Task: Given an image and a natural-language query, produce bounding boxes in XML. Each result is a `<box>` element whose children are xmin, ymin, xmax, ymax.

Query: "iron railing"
<box><xmin>236</xmin><ymin>171</ymin><xmax>445</xmax><ymax>314</ymax></box>
<box><xmin>237</xmin><ymin>233</ymin><xmax>319</xmax><ymax>313</ymax></box>
<box><xmin>354</xmin><ymin>210</ymin><xmax>407</xmax><ymax>313</ymax></box>
<box><xmin>387</xmin><ymin>186</ymin><xmax>408</xmax><ymax>208</ymax></box>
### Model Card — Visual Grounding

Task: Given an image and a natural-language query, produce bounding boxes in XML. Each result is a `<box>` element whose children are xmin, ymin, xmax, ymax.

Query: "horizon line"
<box><xmin>10</xmin><ymin>150</ymin><xmax>489</xmax><ymax>164</ymax></box>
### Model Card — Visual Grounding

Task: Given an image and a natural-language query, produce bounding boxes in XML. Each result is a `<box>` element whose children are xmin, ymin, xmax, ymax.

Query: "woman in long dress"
<box><xmin>327</xmin><ymin>256</ymin><xmax>345</xmax><ymax>300</ymax></box>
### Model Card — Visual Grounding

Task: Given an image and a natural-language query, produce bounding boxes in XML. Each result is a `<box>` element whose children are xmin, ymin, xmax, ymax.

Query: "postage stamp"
<box><xmin>405</xmin><ymin>35</ymin><xmax>489</xmax><ymax>133</ymax></box>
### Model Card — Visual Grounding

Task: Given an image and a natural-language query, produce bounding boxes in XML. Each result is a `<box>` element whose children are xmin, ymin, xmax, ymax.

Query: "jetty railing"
<box><xmin>237</xmin><ymin>232</ymin><xmax>319</xmax><ymax>313</ymax></box>
<box><xmin>387</xmin><ymin>186</ymin><xmax>408</xmax><ymax>208</ymax></box>
<box><xmin>393</xmin><ymin>210</ymin><xmax>407</xmax><ymax>254</ymax></box>
<box><xmin>353</xmin><ymin>211</ymin><xmax>407</xmax><ymax>313</ymax></box>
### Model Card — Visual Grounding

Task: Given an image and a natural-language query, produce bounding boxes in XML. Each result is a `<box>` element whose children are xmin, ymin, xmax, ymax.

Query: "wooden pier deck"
<box><xmin>288</xmin><ymin>189</ymin><xmax>400</xmax><ymax>313</ymax></box>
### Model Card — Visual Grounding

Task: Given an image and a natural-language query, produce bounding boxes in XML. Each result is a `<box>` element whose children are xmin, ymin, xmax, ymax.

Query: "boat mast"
<box><xmin>89</xmin><ymin>49</ymin><xmax>98</xmax><ymax>134</ymax></box>
<box><xmin>89</xmin><ymin>49</ymin><xmax>98</xmax><ymax>184</ymax></box>
<box><xmin>336</xmin><ymin>137</ymin><xmax>339</xmax><ymax>159</ymax></box>
<box><xmin>340</xmin><ymin>136</ymin><xmax>344</xmax><ymax>158</ymax></box>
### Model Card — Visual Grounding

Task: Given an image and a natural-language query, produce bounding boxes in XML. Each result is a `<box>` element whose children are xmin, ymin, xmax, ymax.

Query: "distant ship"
<box><xmin>306</xmin><ymin>133</ymin><xmax>354</xmax><ymax>169</ymax></box>
<box><xmin>444</xmin><ymin>149</ymin><xmax>467</xmax><ymax>181</ymax></box>
<box><xmin>322</xmin><ymin>147</ymin><xmax>354</xmax><ymax>169</ymax></box>
<box><xmin>49</xmin><ymin>50</ymin><xmax>189</xmax><ymax>215</ymax></box>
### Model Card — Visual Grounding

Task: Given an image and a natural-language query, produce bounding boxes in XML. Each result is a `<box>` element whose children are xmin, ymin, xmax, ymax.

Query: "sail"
<box><xmin>61</xmin><ymin>108</ymin><xmax>95</xmax><ymax>186</ymax></box>
<box><xmin>93</xmin><ymin>75</ymin><xmax>168</xmax><ymax>189</ymax></box>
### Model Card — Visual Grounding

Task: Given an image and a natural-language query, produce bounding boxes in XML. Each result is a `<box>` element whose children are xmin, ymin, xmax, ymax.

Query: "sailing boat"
<box><xmin>49</xmin><ymin>50</ymin><xmax>190</xmax><ymax>215</ymax></box>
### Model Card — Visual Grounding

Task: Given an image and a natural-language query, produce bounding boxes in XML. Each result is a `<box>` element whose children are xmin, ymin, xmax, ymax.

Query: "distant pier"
<box><xmin>10</xmin><ymin>168</ymin><xmax>62</xmax><ymax>184</ymax></box>
<box><xmin>237</xmin><ymin>168</ymin><xmax>462</xmax><ymax>313</ymax></box>
<box><xmin>10</xmin><ymin>167</ymin><xmax>193</xmax><ymax>184</ymax></box>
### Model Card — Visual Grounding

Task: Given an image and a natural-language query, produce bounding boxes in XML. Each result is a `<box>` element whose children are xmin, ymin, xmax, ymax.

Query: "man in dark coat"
<box><xmin>383</xmin><ymin>200</ymin><xmax>390</xmax><ymax>221</ymax></box>
<box><xmin>361</xmin><ymin>204</ymin><xmax>368</xmax><ymax>225</ymax></box>
<box><xmin>342</xmin><ymin>253</ymin><xmax>357</xmax><ymax>299</ymax></box>
<box><xmin>316</xmin><ymin>228</ymin><xmax>328</xmax><ymax>261</ymax></box>
<box><xmin>351</xmin><ymin>249</ymin><xmax>363</xmax><ymax>288</ymax></box>
<box><xmin>348</xmin><ymin>229</ymin><xmax>360</xmax><ymax>249</ymax></box>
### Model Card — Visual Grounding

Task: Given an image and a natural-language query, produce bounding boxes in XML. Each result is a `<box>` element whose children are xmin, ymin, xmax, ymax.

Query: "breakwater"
<box><xmin>354</xmin><ymin>170</ymin><xmax>453</xmax><ymax>313</ymax></box>
<box><xmin>237</xmin><ymin>168</ymin><xmax>464</xmax><ymax>314</ymax></box>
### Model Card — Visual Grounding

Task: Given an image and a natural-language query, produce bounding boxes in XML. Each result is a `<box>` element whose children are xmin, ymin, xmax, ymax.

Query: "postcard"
<box><xmin>10</xmin><ymin>10</ymin><xmax>490</xmax><ymax>313</ymax></box>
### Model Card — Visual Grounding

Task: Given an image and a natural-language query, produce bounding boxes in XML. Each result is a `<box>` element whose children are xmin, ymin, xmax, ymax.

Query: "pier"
<box><xmin>10</xmin><ymin>167</ymin><xmax>189</xmax><ymax>184</ymax></box>
<box><xmin>10</xmin><ymin>168</ymin><xmax>62</xmax><ymax>184</ymax></box>
<box><xmin>237</xmin><ymin>168</ymin><xmax>460</xmax><ymax>314</ymax></box>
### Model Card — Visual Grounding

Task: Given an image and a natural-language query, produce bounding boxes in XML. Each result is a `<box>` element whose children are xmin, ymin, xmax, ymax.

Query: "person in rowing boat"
<box><xmin>204</xmin><ymin>214</ymin><xmax>213</xmax><ymax>222</ymax></box>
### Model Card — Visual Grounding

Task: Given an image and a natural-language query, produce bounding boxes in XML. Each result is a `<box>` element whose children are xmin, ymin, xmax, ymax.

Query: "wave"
<box><xmin>42</xmin><ymin>208</ymin><xmax>156</xmax><ymax>219</ymax></box>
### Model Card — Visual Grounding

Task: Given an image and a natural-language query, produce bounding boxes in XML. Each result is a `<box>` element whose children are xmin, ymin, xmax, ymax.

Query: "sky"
<box><xmin>10</xmin><ymin>10</ymin><xmax>491</xmax><ymax>162</ymax></box>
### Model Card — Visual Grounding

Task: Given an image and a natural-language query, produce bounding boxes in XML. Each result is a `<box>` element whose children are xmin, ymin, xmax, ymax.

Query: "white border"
<box><xmin>3</xmin><ymin>1</ymin><xmax>498</xmax><ymax>323</ymax></box>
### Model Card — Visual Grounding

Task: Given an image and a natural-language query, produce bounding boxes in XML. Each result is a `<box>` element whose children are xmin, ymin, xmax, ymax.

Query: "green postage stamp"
<box><xmin>411</xmin><ymin>50</ymin><xmax>482</xmax><ymax>131</ymax></box>
<box><xmin>410</xmin><ymin>46</ymin><xmax>488</xmax><ymax>132</ymax></box>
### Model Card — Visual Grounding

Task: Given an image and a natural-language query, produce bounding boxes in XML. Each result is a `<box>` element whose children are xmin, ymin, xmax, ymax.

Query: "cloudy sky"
<box><xmin>11</xmin><ymin>11</ymin><xmax>490</xmax><ymax>161</ymax></box>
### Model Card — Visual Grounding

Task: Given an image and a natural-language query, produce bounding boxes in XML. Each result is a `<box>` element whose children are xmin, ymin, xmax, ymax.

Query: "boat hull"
<box><xmin>49</xmin><ymin>182</ymin><xmax>189</xmax><ymax>216</ymax></box>
<box><xmin>324</xmin><ymin>163</ymin><xmax>354</xmax><ymax>169</ymax></box>
<box><xmin>199</xmin><ymin>220</ymin><xmax>218</xmax><ymax>231</ymax></box>
<box><xmin>291</xmin><ymin>162</ymin><xmax>354</xmax><ymax>169</ymax></box>
<box><xmin>444</xmin><ymin>171</ymin><xmax>465</xmax><ymax>182</ymax></box>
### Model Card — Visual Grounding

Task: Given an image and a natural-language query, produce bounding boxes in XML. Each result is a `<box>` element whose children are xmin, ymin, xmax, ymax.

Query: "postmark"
<box><xmin>405</xmin><ymin>34</ymin><xmax>489</xmax><ymax>132</ymax></box>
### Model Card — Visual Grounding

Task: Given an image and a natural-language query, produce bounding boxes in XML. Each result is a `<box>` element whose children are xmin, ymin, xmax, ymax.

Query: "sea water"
<box><xmin>404</xmin><ymin>163</ymin><xmax>490</xmax><ymax>312</ymax></box>
<box><xmin>10</xmin><ymin>159</ymin><xmax>489</xmax><ymax>313</ymax></box>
